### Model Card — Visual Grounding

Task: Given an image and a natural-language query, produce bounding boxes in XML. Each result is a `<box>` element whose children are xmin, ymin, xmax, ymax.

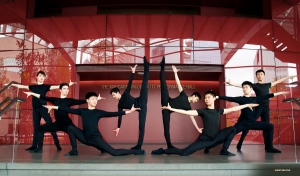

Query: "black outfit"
<box><xmin>32</xmin><ymin>95</ymin><xmax>86</xmax><ymax>152</ymax></box>
<box><xmin>162</xmin><ymin>108</ymin><xmax>236</xmax><ymax>156</ymax></box>
<box><xmin>206</xmin><ymin>94</ymin><xmax>279</xmax><ymax>152</ymax></box>
<box><xmin>160</xmin><ymin>57</ymin><xmax>191</xmax><ymax>149</ymax></box>
<box><xmin>27</xmin><ymin>84</ymin><xmax>59</xmax><ymax>149</ymax></box>
<box><xmin>59</xmin><ymin>107</ymin><xmax>144</xmax><ymax>156</ymax></box>
<box><xmin>237</xmin><ymin>83</ymin><xmax>271</xmax><ymax>150</ymax></box>
<box><xmin>117</xmin><ymin>56</ymin><xmax>149</xmax><ymax>149</ymax></box>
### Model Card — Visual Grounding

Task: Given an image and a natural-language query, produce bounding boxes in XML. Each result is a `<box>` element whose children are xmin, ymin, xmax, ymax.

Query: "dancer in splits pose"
<box><xmin>7</xmin><ymin>71</ymin><xmax>76</xmax><ymax>151</ymax></box>
<box><xmin>227</xmin><ymin>71</ymin><xmax>296</xmax><ymax>150</ymax></box>
<box><xmin>110</xmin><ymin>56</ymin><xmax>149</xmax><ymax>150</ymax></box>
<box><xmin>44</xmin><ymin>92</ymin><xmax>145</xmax><ymax>156</ymax></box>
<box><xmin>152</xmin><ymin>57</ymin><xmax>201</xmax><ymax>154</ymax></box>
<box><xmin>204</xmin><ymin>81</ymin><xmax>288</xmax><ymax>153</ymax></box>
<box><xmin>153</xmin><ymin>90</ymin><xmax>259</xmax><ymax>156</ymax></box>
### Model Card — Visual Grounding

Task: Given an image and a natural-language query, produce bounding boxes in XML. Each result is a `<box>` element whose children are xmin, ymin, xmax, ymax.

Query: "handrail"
<box><xmin>282</xmin><ymin>98</ymin><xmax>300</xmax><ymax>107</ymax></box>
<box><xmin>0</xmin><ymin>97</ymin><xmax>14</xmax><ymax>108</ymax></box>
<box><xmin>0</xmin><ymin>97</ymin><xmax>26</xmax><ymax>119</ymax></box>
<box><xmin>0</xmin><ymin>81</ymin><xmax>20</xmax><ymax>94</ymax></box>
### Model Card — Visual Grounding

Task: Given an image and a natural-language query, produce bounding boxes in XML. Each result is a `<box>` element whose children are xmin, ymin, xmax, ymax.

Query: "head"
<box><xmin>59</xmin><ymin>82</ymin><xmax>69</xmax><ymax>96</ymax></box>
<box><xmin>36</xmin><ymin>71</ymin><xmax>46</xmax><ymax>83</ymax></box>
<box><xmin>241</xmin><ymin>81</ymin><xmax>253</xmax><ymax>95</ymax></box>
<box><xmin>190</xmin><ymin>92</ymin><xmax>201</xmax><ymax>103</ymax></box>
<box><xmin>203</xmin><ymin>90</ymin><xmax>216</xmax><ymax>106</ymax></box>
<box><xmin>255</xmin><ymin>69</ymin><xmax>265</xmax><ymax>82</ymax></box>
<box><xmin>85</xmin><ymin>92</ymin><xmax>98</xmax><ymax>107</ymax></box>
<box><xmin>110</xmin><ymin>87</ymin><xmax>121</xmax><ymax>100</ymax></box>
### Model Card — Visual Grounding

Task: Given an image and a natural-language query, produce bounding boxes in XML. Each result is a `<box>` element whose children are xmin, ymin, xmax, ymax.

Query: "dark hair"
<box><xmin>256</xmin><ymin>69</ymin><xmax>265</xmax><ymax>75</ymax></box>
<box><xmin>36</xmin><ymin>71</ymin><xmax>46</xmax><ymax>77</ymax></box>
<box><xmin>191</xmin><ymin>92</ymin><xmax>201</xmax><ymax>99</ymax></box>
<box><xmin>242</xmin><ymin>81</ymin><xmax>253</xmax><ymax>88</ymax></box>
<box><xmin>59</xmin><ymin>82</ymin><xmax>69</xmax><ymax>89</ymax></box>
<box><xmin>204</xmin><ymin>90</ymin><xmax>216</xmax><ymax>97</ymax></box>
<box><xmin>110</xmin><ymin>87</ymin><xmax>120</xmax><ymax>94</ymax></box>
<box><xmin>85</xmin><ymin>92</ymin><xmax>98</xmax><ymax>99</ymax></box>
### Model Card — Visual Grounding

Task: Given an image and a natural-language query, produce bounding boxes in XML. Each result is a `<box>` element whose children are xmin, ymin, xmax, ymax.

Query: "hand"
<box><xmin>289</xmin><ymin>75</ymin><xmax>297</xmax><ymax>81</ymax></box>
<box><xmin>130</xmin><ymin>105</ymin><xmax>141</xmax><ymax>112</ymax></box>
<box><xmin>248</xmin><ymin>104</ymin><xmax>259</xmax><ymax>111</ymax></box>
<box><xmin>69</xmin><ymin>80</ymin><xmax>77</xmax><ymax>86</ymax></box>
<box><xmin>198</xmin><ymin>128</ymin><xmax>203</xmax><ymax>133</ymax></box>
<box><xmin>161</xmin><ymin>103</ymin><xmax>172</xmax><ymax>110</ymax></box>
<box><xmin>113</xmin><ymin>128</ymin><xmax>120</xmax><ymax>137</ymax></box>
<box><xmin>97</xmin><ymin>94</ymin><xmax>105</xmax><ymax>100</ymax></box>
<box><xmin>131</xmin><ymin>64</ymin><xmax>138</xmax><ymax>73</ymax></box>
<box><xmin>43</xmin><ymin>105</ymin><xmax>54</xmax><ymax>113</ymax></box>
<box><xmin>225</xmin><ymin>79</ymin><xmax>232</xmax><ymax>85</ymax></box>
<box><xmin>282</xmin><ymin>91</ymin><xmax>289</xmax><ymax>99</ymax></box>
<box><xmin>172</xmin><ymin>65</ymin><xmax>180</xmax><ymax>73</ymax></box>
<box><xmin>23</xmin><ymin>91</ymin><xmax>32</xmax><ymax>98</ymax></box>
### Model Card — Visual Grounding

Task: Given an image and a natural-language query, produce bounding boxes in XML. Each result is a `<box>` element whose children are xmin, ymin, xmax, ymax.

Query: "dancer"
<box><xmin>152</xmin><ymin>57</ymin><xmax>201</xmax><ymax>154</ymax></box>
<box><xmin>227</xmin><ymin>70</ymin><xmax>296</xmax><ymax>150</ymax></box>
<box><xmin>44</xmin><ymin>92</ymin><xmax>145</xmax><ymax>156</ymax></box>
<box><xmin>23</xmin><ymin>82</ymin><xmax>103</xmax><ymax>153</ymax></box>
<box><xmin>110</xmin><ymin>56</ymin><xmax>149</xmax><ymax>150</ymax></box>
<box><xmin>7</xmin><ymin>71</ymin><xmax>76</xmax><ymax>151</ymax></box>
<box><xmin>153</xmin><ymin>90</ymin><xmax>258</xmax><ymax>156</ymax></box>
<box><xmin>205</xmin><ymin>81</ymin><xmax>288</xmax><ymax>153</ymax></box>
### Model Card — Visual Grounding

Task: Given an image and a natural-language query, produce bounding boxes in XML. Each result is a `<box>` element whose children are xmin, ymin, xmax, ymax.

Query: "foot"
<box><xmin>220</xmin><ymin>150</ymin><xmax>236</xmax><ymax>156</ymax></box>
<box><xmin>159</xmin><ymin>56</ymin><xmax>165</xmax><ymax>68</ymax></box>
<box><xmin>151</xmin><ymin>148</ymin><xmax>165</xmax><ymax>155</ymax></box>
<box><xmin>143</xmin><ymin>56</ymin><xmax>150</xmax><ymax>68</ymax></box>
<box><xmin>167</xmin><ymin>145</ymin><xmax>176</xmax><ymax>149</ymax></box>
<box><xmin>55</xmin><ymin>143</ymin><xmax>62</xmax><ymax>151</ymax></box>
<box><xmin>131</xmin><ymin>145</ymin><xmax>141</xmax><ymax>150</ymax></box>
<box><xmin>134</xmin><ymin>150</ymin><xmax>146</xmax><ymax>155</ymax></box>
<box><xmin>29</xmin><ymin>148</ymin><xmax>42</xmax><ymax>153</ymax></box>
<box><xmin>25</xmin><ymin>146</ymin><xmax>37</xmax><ymax>151</ymax></box>
<box><xmin>266</xmin><ymin>148</ymin><xmax>281</xmax><ymax>153</ymax></box>
<box><xmin>64</xmin><ymin>150</ymin><xmax>78</xmax><ymax>156</ymax></box>
<box><xmin>100</xmin><ymin>149</ymin><xmax>107</xmax><ymax>154</ymax></box>
<box><xmin>236</xmin><ymin>143</ymin><xmax>242</xmax><ymax>151</ymax></box>
<box><xmin>204</xmin><ymin>148</ymin><xmax>210</xmax><ymax>154</ymax></box>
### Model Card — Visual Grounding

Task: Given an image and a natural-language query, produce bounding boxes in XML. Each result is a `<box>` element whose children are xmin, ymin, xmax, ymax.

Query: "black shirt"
<box><xmin>196</xmin><ymin>108</ymin><xmax>224</xmax><ymax>139</ymax></box>
<box><xmin>29</xmin><ymin>84</ymin><xmax>51</xmax><ymax>108</ymax></box>
<box><xmin>58</xmin><ymin>107</ymin><xmax>125</xmax><ymax>140</ymax></box>
<box><xmin>40</xmin><ymin>95</ymin><xmax>86</xmax><ymax>126</ymax></box>
<box><xmin>218</xmin><ymin>93</ymin><xmax>274</xmax><ymax>123</ymax></box>
<box><xmin>252</xmin><ymin>83</ymin><xmax>272</xmax><ymax>105</ymax></box>
<box><xmin>169</xmin><ymin>91</ymin><xmax>192</xmax><ymax>110</ymax></box>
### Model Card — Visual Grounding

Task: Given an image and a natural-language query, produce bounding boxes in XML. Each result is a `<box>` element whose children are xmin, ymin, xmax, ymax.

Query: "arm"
<box><xmin>49</xmin><ymin>80</ymin><xmax>77</xmax><ymax>90</ymax></box>
<box><xmin>43</xmin><ymin>105</ymin><xmax>82</xmax><ymax>115</ymax></box>
<box><xmin>8</xmin><ymin>84</ymin><xmax>29</xmax><ymax>89</ymax></box>
<box><xmin>172</xmin><ymin>65</ymin><xmax>183</xmax><ymax>93</ymax></box>
<box><xmin>23</xmin><ymin>92</ymin><xmax>57</xmax><ymax>104</ymax></box>
<box><xmin>162</xmin><ymin>104</ymin><xmax>198</xmax><ymax>116</ymax></box>
<box><xmin>70</xmin><ymin>99</ymin><xmax>87</xmax><ymax>106</ymax></box>
<box><xmin>223</xmin><ymin>104</ymin><xmax>259</xmax><ymax>114</ymax></box>
<box><xmin>124</xmin><ymin>65</ymin><xmax>137</xmax><ymax>93</ymax></box>
<box><xmin>271</xmin><ymin>75</ymin><xmax>297</xmax><ymax>87</ymax></box>
<box><xmin>226</xmin><ymin>79</ymin><xmax>242</xmax><ymax>88</ymax></box>
<box><xmin>190</xmin><ymin>116</ymin><xmax>203</xmax><ymax>133</ymax></box>
<box><xmin>117</xmin><ymin>107</ymin><xmax>123</xmax><ymax>128</ymax></box>
<box><xmin>217</xmin><ymin>96</ymin><xmax>242</xmax><ymax>104</ymax></box>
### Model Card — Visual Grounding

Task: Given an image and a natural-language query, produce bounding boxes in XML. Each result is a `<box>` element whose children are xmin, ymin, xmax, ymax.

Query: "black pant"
<box><xmin>237</xmin><ymin>105</ymin><xmax>270</xmax><ymax>148</ymax></box>
<box><xmin>32</xmin><ymin>107</ymin><xmax>59</xmax><ymax>147</ymax></box>
<box><xmin>165</xmin><ymin>127</ymin><xmax>236</xmax><ymax>156</ymax></box>
<box><xmin>37</xmin><ymin>122</ymin><xmax>71</xmax><ymax>149</ymax></box>
<box><xmin>135</xmin><ymin>56</ymin><xmax>149</xmax><ymax>146</ymax></box>
<box><xmin>67</xmin><ymin>126</ymin><xmax>138</xmax><ymax>156</ymax></box>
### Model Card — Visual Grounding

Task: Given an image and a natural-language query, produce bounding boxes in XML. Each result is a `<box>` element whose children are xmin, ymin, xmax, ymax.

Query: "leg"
<box><xmin>65</xmin><ymin>125</ymin><xmax>88</xmax><ymax>156</ymax></box>
<box><xmin>236</xmin><ymin>130</ymin><xmax>249</xmax><ymax>151</ymax></box>
<box><xmin>26</xmin><ymin>109</ymin><xmax>41</xmax><ymax>150</ymax></box>
<box><xmin>39</xmin><ymin>107</ymin><xmax>61</xmax><ymax>150</ymax></box>
<box><xmin>132</xmin><ymin>106</ymin><xmax>147</xmax><ymax>149</ymax></box>
<box><xmin>260</xmin><ymin>106</ymin><xmax>270</xmax><ymax>150</ymax></box>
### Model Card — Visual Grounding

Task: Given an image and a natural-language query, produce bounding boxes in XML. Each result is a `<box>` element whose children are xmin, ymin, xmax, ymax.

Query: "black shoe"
<box><xmin>220</xmin><ymin>150</ymin><xmax>236</xmax><ymax>156</ymax></box>
<box><xmin>151</xmin><ymin>148</ymin><xmax>165</xmax><ymax>155</ymax></box>
<box><xmin>134</xmin><ymin>150</ymin><xmax>146</xmax><ymax>155</ymax></box>
<box><xmin>25</xmin><ymin>146</ymin><xmax>37</xmax><ymax>151</ymax></box>
<box><xmin>266</xmin><ymin>148</ymin><xmax>281</xmax><ymax>153</ymax></box>
<box><xmin>159</xmin><ymin>56</ymin><xmax>165</xmax><ymax>67</ymax></box>
<box><xmin>204</xmin><ymin>148</ymin><xmax>210</xmax><ymax>154</ymax></box>
<box><xmin>64</xmin><ymin>150</ymin><xmax>78</xmax><ymax>156</ymax></box>
<box><xmin>29</xmin><ymin>148</ymin><xmax>42</xmax><ymax>153</ymax></box>
<box><xmin>131</xmin><ymin>145</ymin><xmax>141</xmax><ymax>150</ymax></box>
<box><xmin>143</xmin><ymin>56</ymin><xmax>150</xmax><ymax>68</ymax></box>
<box><xmin>55</xmin><ymin>143</ymin><xmax>62</xmax><ymax>151</ymax></box>
<box><xmin>236</xmin><ymin>143</ymin><xmax>242</xmax><ymax>151</ymax></box>
<box><xmin>100</xmin><ymin>150</ymin><xmax>107</xmax><ymax>154</ymax></box>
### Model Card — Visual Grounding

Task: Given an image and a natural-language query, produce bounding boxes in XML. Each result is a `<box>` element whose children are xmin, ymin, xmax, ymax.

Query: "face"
<box><xmin>204</xmin><ymin>94</ymin><xmax>216</xmax><ymax>106</ymax></box>
<box><xmin>36</xmin><ymin>74</ymin><xmax>45</xmax><ymax>83</ymax></box>
<box><xmin>191</xmin><ymin>95</ymin><xmax>199</xmax><ymax>103</ymax></box>
<box><xmin>256</xmin><ymin>72</ymin><xmax>265</xmax><ymax>82</ymax></box>
<box><xmin>111</xmin><ymin>92</ymin><xmax>121</xmax><ymax>100</ymax></box>
<box><xmin>59</xmin><ymin>85</ymin><xmax>69</xmax><ymax>96</ymax></box>
<box><xmin>87</xmin><ymin>96</ymin><xmax>98</xmax><ymax>107</ymax></box>
<box><xmin>242</xmin><ymin>85</ymin><xmax>253</xmax><ymax>95</ymax></box>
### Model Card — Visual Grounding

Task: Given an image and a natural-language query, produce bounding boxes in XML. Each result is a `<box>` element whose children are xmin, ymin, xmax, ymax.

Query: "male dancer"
<box><xmin>44</xmin><ymin>92</ymin><xmax>145</xmax><ymax>156</ymax></box>
<box><xmin>152</xmin><ymin>57</ymin><xmax>201</xmax><ymax>153</ymax></box>
<box><xmin>227</xmin><ymin>70</ymin><xmax>296</xmax><ymax>150</ymax></box>
<box><xmin>110</xmin><ymin>56</ymin><xmax>149</xmax><ymax>150</ymax></box>
<box><xmin>8</xmin><ymin>71</ymin><xmax>76</xmax><ymax>150</ymax></box>
<box><xmin>205</xmin><ymin>81</ymin><xmax>288</xmax><ymax>153</ymax></box>
<box><xmin>23</xmin><ymin>82</ymin><xmax>103</xmax><ymax>153</ymax></box>
<box><xmin>153</xmin><ymin>90</ymin><xmax>258</xmax><ymax>156</ymax></box>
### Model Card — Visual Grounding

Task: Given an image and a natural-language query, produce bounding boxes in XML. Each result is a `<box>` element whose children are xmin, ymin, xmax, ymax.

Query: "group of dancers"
<box><xmin>8</xmin><ymin>56</ymin><xmax>296</xmax><ymax>156</ymax></box>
